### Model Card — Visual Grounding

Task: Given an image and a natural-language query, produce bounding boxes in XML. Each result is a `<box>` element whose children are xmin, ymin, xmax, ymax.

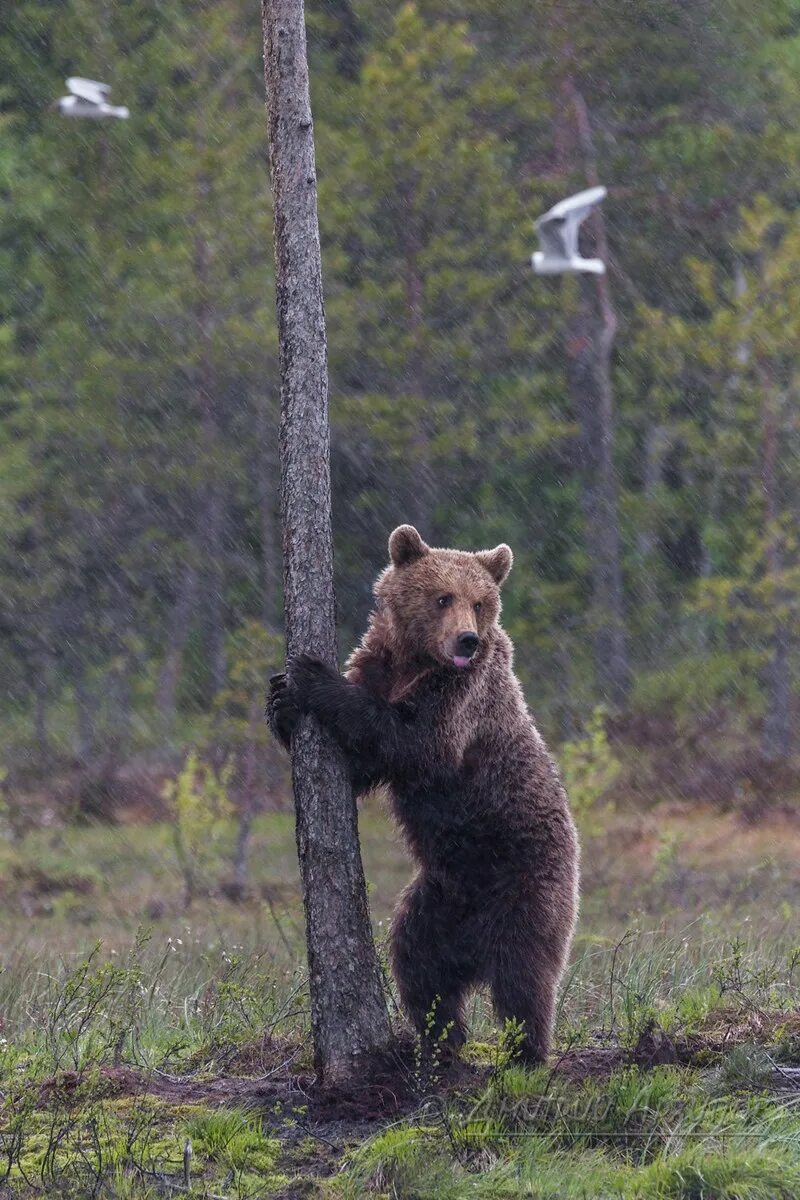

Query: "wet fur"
<box><xmin>268</xmin><ymin>527</ymin><xmax>580</xmax><ymax>1064</ymax></box>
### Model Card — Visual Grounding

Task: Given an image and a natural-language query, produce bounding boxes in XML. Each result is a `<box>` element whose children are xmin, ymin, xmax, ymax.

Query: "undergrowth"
<box><xmin>2</xmin><ymin>806</ymin><xmax>800</xmax><ymax>1196</ymax></box>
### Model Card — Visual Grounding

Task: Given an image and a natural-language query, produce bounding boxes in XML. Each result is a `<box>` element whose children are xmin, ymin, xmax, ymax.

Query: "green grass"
<box><xmin>2</xmin><ymin>801</ymin><xmax>800</xmax><ymax>1196</ymax></box>
<box><xmin>337</xmin><ymin>1066</ymin><xmax>800</xmax><ymax>1198</ymax></box>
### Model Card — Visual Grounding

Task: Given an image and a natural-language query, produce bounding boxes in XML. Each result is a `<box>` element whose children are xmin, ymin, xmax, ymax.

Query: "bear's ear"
<box><xmin>389</xmin><ymin>525</ymin><xmax>429</xmax><ymax>567</ymax></box>
<box><xmin>476</xmin><ymin>544</ymin><xmax>513</xmax><ymax>587</ymax></box>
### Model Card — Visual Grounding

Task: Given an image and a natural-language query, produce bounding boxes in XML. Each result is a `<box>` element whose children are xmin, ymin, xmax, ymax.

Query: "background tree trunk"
<box><xmin>194</xmin><ymin>206</ymin><xmax>227</xmax><ymax>702</ymax></box>
<box><xmin>261</xmin><ymin>0</ymin><xmax>391</xmax><ymax>1083</ymax></box>
<box><xmin>567</xmin><ymin>274</ymin><xmax>630</xmax><ymax>709</ymax></box>
<box><xmin>157</xmin><ymin>560</ymin><xmax>199</xmax><ymax>729</ymax></box>
<box><xmin>760</xmin><ymin>385</ymin><xmax>792</xmax><ymax>763</ymax></box>
<box><xmin>563</xmin><ymin>77</ymin><xmax>630</xmax><ymax>709</ymax></box>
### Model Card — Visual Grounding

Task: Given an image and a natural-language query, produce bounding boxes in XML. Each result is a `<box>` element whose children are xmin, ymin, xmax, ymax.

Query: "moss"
<box><xmin>461</xmin><ymin>1040</ymin><xmax>497</xmax><ymax>1065</ymax></box>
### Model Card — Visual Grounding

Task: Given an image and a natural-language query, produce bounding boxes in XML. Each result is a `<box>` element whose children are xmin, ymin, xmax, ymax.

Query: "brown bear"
<box><xmin>268</xmin><ymin>525</ymin><xmax>580</xmax><ymax>1064</ymax></box>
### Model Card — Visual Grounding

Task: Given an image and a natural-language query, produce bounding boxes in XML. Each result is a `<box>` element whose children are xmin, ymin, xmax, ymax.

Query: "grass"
<box><xmin>2</xmin><ymin>797</ymin><xmax>800</xmax><ymax>1196</ymax></box>
<box><xmin>338</xmin><ymin>1065</ymin><xmax>800</xmax><ymax>1199</ymax></box>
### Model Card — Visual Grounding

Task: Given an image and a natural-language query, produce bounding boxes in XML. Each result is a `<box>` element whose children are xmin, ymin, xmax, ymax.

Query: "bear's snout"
<box><xmin>456</xmin><ymin>631</ymin><xmax>479</xmax><ymax>657</ymax></box>
<box><xmin>452</xmin><ymin>630</ymin><xmax>479</xmax><ymax>668</ymax></box>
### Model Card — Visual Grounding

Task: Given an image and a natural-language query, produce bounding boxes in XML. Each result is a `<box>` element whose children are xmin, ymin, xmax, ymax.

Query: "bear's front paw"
<box><xmin>286</xmin><ymin>654</ymin><xmax>341</xmax><ymax>711</ymax></box>
<box><xmin>266</xmin><ymin>671</ymin><xmax>301</xmax><ymax>746</ymax></box>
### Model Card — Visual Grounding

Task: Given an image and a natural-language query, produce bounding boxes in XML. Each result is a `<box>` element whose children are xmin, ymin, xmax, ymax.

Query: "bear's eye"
<box><xmin>437</xmin><ymin>594</ymin><xmax>453</xmax><ymax>609</ymax></box>
<box><xmin>474</xmin><ymin>601</ymin><xmax>482</xmax><ymax>614</ymax></box>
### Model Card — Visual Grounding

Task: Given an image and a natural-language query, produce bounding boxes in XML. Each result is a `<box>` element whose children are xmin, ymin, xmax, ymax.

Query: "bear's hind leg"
<box><xmin>490</xmin><ymin>950</ymin><xmax>558</xmax><ymax>1066</ymax></box>
<box><xmin>390</xmin><ymin>879</ymin><xmax>474</xmax><ymax>1058</ymax></box>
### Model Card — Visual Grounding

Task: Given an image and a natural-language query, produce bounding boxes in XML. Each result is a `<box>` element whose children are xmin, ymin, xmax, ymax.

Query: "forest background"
<box><xmin>2</xmin><ymin>0</ymin><xmax>800</xmax><ymax>823</ymax></box>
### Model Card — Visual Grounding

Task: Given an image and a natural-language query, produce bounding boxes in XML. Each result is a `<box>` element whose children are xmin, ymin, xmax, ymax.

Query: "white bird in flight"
<box><xmin>53</xmin><ymin>77</ymin><xmax>129</xmax><ymax>120</ymax></box>
<box><xmin>532</xmin><ymin>186</ymin><xmax>607</xmax><ymax>275</ymax></box>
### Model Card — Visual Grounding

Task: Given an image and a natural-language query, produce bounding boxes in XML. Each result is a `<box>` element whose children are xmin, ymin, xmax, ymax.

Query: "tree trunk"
<box><xmin>563</xmin><ymin>78</ymin><xmax>630</xmax><ymax>708</ymax></box>
<box><xmin>401</xmin><ymin>179</ymin><xmax>433</xmax><ymax>534</ymax></box>
<box><xmin>261</xmin><ymin>0</ymin><xmax>392</xmax><ymax>1083</ymax></box>
<box><xmin>760</xmin><ymin>386</ymin><xmax>792</xmax><ymax>763</ymax></box>
<box><xmin>157</xmin><ymin>560</ymin><xmax>199</xmax><ymax>728</ymax></box>
<box><xmin>194</xmin><ymin>181</ymin><xmax>227</xmax><ymax>702</ymax></box>
<box><xmin>32</xmin><ymin>642</ymin><xmax>51</xmax><ymax>761</ymax></box>
<box><xmin>566</xmin><ymin>276</ymin><xmax>630</xmax><ymax>708</ymax></box>
<box><xmin>75</xmin><ymin>666</ymin><xmax>98</xmax><ymax>766</ymax></box>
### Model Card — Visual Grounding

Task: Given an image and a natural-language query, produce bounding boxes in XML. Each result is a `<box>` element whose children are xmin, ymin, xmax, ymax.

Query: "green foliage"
<box><xmin>163</xmin><ymin>751</ymin><xmax>234</xmax><ymax>903</ymax></box>
<box><xmin>558</xmin><ymin>707</ymin><xmax>620</xmax><ymax>835</ymax></box>
<box><xmin>0</xmin><ymin>807</ymin><xmax>799</xmax><ymax>1197</ymax></box>
<box><xmin>184</xmin><ymin>1107</ymin><xmax>281</xmax><ymax>1177</ymax></box>
<box><xmin>340</xmin><ymin>1062</ymin><xmax>800</xmax><ymax>1199</ymax></box>
<box><xmin>633</xmin><ymin>652</ymin><xmax>765</xmax><ymax>726</ymax></box>
<box><xmin>0</xmin><ymin>0</ymin><xmax>799</xmax><ymax>765</ymax></box>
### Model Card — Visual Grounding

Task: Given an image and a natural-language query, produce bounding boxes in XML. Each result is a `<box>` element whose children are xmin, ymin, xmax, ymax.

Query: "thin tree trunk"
<box><xmin>32</xmin><ymin>642</ymin><xmax>51</xmax><ymax>761</ymax></box>
<box><xmin>107</xmin><ymin>643</ymin><xmax>133</xmax><ymax>755</ymax></box>
<box><xmin>699</xmin><ymin>261</ymin><xmax>750</xmax><ymax>652</ymax></box>
<box><xmin>402</xmin><ymin>179</ymin><xmax>433</xmax><ymax>533</ymax></box>
<box><xmin>261</xmin><ymin>0</ymin><xmax>391</xmax><ymax>1083</ymax></box>
<box><xmin>760</xmin><ymin>386</ymin><xmax>792</xmax><ymax>763</ymax></box>
<box><xmin>75</xmin><ymin>667</ymin><xmax>98</xmax><ymax>766</ymax></box>
<box><xmin>566</xmin><ymin>277</ymin><xmax>629</xmax><ymax>707</ymax></box>
<box><xmin>563</xmin><ymin>78</ymin><xmax>630</xmax><ymax>708</ymax></box>
<box><xmin>105</xmin><ymin>574</ymin><xmax>133</xmax><ymax>755</ymax></box>
<box><xmin>194</xmin><ymin>185</ymin><xmax>227</xmax><ymax>701</ymax></box>
<box><xmin>157</xmin><ymin>560</ymin><xmax>199</xmax><ymax>727</ymax></box>
<box><xmin>636</xmin><ymin>424</ymin><xmax>668</xmax><ymax>564</ymax></box>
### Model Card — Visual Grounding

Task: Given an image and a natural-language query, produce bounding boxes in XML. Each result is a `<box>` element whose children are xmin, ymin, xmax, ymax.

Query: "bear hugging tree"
<box><xmin>269</xmin><ymin>525</ymin><xmax>580</xmax><ymax>1065</ymax></box>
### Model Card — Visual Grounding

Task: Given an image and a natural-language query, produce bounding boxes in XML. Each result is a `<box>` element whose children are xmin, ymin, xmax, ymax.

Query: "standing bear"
<box><xmin>268</xmin><ymin>525</ymin><xmax>579</xmax><ymax>1064</ymax></box>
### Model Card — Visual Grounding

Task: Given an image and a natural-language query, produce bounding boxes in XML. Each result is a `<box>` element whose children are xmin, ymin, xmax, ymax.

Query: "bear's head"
<box><xmin>375</xmin><ymin>525</ymin><xmax>513</xmax><ymax>671</ymax></box>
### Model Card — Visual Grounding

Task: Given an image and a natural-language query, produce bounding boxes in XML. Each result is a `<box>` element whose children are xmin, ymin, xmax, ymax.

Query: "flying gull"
<box><xmin>53</xmin><ymin>77</ymin><xmax>129</xmax><ymax>120</ymax></box>
<box><xmin>532</xmin><ymin>186</ymin><xmax>607</xmax><ymax>275</ymax></box>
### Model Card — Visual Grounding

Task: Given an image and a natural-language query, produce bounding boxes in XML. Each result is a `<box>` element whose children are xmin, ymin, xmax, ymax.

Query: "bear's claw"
<box><xmin>266</xmin><ymin>671</ymin><xmax>301</xmax><ymax>745</ymax></box>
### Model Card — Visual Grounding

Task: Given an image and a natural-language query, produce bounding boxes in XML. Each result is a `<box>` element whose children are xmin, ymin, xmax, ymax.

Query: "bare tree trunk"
<box><xmin>760</xmin><ymin>386</ymin><xmax>792</xmax><ymax>763</ymax></box>
<box><xmin>261</xmin><ymin>0</ymin><xmax>392</xmax><ymax>1083</ymax></box>
<box><xmin>563</xmin><ymin>78</ymin><xmax>630</xmax><ymax>708</ymax></box>
<box><xmin>75</xmin><ymin>666</ymin><xmax>98</xmax><ymax>766</ymax></box>
<box><xmin>32</xmin><ymin>641</ymin><xmax>52</xmax><ymax>761</ymax></box>
<box><xmin>636</xmin><ymin>424</ymin><xmax>669</xmax><ymax>564</ymax></box>
<box><xmin>566</xmin><ymin>276</ymin><xmax>629</xmax><ymax>708</ymax></box>
<box><xmin>402</xmin><ymin>180</ymin><xmax>433</xmax><ymax>534</ymax></box>
<box><xmin>157</xmin><ymin>560</ymin><xmax>199</xmax><ymax>727</ymax></box>
<box><xmin>194</xmin><ymin>181</ymin><xmax>227</xmax><ymax>701</ymax></box>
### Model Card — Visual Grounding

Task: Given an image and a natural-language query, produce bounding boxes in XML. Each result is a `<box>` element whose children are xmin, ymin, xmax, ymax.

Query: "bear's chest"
<box><xmin>389</xmin><ymin>762</ymin><xmax>514</xmax><ymax>880</ymax></box>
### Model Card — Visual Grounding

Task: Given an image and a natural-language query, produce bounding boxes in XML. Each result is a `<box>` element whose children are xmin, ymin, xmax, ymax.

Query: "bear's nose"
<box><xmin>456</xmin><ymin>631</ymin><xmax>479</xmax><ymax>657</ymax></box>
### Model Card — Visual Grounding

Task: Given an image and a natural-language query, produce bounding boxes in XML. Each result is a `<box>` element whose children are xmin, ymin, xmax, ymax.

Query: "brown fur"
<box><xmin>268</xmin><ymin>525</ymin><xmax>580</xmax><ymax>1063</ymax></box>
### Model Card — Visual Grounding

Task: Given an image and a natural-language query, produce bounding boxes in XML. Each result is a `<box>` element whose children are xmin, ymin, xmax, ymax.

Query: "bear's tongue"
<box><xmin>452</xmin><ymin>655</ymin><xmax>472</xmax><ymax>669</ymax></box>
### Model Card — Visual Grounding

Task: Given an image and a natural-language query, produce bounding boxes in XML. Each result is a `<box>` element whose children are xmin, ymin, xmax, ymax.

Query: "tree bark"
<box><xmin>401</xmin><ymin>178</ymin><xmax>433</xmax><ymax>534</ymax></box>
<box><xmin>32</xmin><ymin>641</ymin><xmax>51</xmax><ymax>761</ymax></box>
<box><xmin>566</xmin><ymin>280</ymin><xmax>630</xmax><ymax>708</ymax></box>
<box><xmin>75</xmin><ymin>665</ymin><xmax>98</xmax><ymax>766</ymax></box>
<box><xmin>563</xmin><ymin>78</ymin><xmax>630</xmax><ymax>708</ymax></box>
<box><xmin>157</xmin><ymin>560</ymin><xmax>199</xmax><ymax>727</ymax></box>
<box><xmin>760</xmin><ymin>385</ymin><xmax>792</xmax><ymax>763</ymax></box>
<box><xmin>194</xmin><ymin>212</ymin><xmax>227</xmax><ymax>702</ymax></box>
<box><xmin>261</xmin><ymin>0</ymin><xmax>391</xmax><ymax>1083</ymax></box>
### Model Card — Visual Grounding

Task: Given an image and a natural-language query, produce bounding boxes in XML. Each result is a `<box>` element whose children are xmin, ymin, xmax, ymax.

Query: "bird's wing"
<box><xmin>544</xmin><ymin>187</ymin><xmax>607</xmax><ymax>259</ymax></box>
<box><xmin>547</xmin><ymin>186</ymin><xmax>607</xmax><ymax>222</ymax></box>
<box><xmin>535</xmin><ymin>212</ymin><xmax>568</xmax><ymax>260</ymax></box>
<box><xmin>66</xmin><ymin>77</ymin><xmax>111</xmax><ymax>104</ymax></box>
